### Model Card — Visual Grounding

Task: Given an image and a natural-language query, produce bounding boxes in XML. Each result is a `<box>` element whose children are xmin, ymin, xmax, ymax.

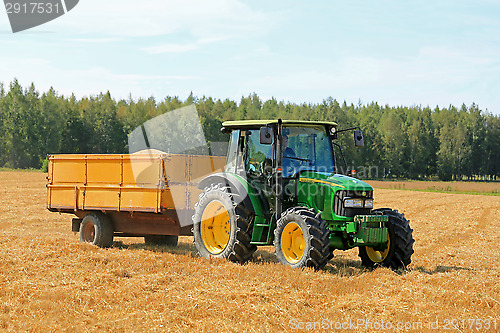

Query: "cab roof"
<box><xmin>222</xmin><ymin>119</ymin><xmax>338</xmax><ymax>130</ymax></box>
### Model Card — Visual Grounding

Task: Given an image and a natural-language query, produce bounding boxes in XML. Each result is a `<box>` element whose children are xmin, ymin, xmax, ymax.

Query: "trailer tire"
<box><xmin>358</xmin><ymin>208</ymin><xmax>414</xmax><ymax>270</ymax></box>
<box><xmin>192</xmin><ymin>183</ymin><xmax>256</xmax><ymax>263</ymax></box>
<box><xmin>79</xmin><ymin>212</ymin><xmax>114</xmax><ymax>248</ymax></box>
<box><xmin>144</xmin><ymin>235</ymin><xmax>179</xmax><ymax>247</ymax></box>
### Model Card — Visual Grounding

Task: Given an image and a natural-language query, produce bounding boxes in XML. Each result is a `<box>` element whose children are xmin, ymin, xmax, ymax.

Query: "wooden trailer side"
<box><xmin>47</xmin><ymin>153</ymin><xmax>226</xmax><ymax>238</ymax></box>
<box><xmin>47</xmin><ymin>154</ymin><xmax>167</xmax><ymax>213</ymax></box>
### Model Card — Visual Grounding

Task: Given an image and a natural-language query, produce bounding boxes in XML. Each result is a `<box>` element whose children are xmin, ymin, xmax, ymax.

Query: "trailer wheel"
<box><xmin>192</xmin><ymin>183</ymin><xmax>256</xmax><ymax>263</ymax></box>
<box><xmin>274</xmin><ymin>207</ymin><xmax>331</xmax><ymax>270</ymax></box>
<box><xmin>79</xmin><ymin>212</ymin><xmax>114</xmax><ymax>248</ymax></box>
<box><xmin>144</xmin><ymin>235</ymin><xmax>179</xmax><ymax>247</ymax></box>
<box><xmin>358</xmin><ymin>208</ymin><xmax>414</xmax><ymax>270</ymax></box>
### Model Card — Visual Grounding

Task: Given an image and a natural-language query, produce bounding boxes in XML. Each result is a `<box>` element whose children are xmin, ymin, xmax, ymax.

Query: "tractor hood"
<box><xmin>296</xmin><ymin>172</ymin><xmax>374</xmax><ymax>221</ymax></box>
<box><xmin>297</xmin><ymin>172</ymin><xmax>373</xmax><ymax>192</ymax></box>
<box><xmin>327</xmin><ymin>174</ymin><xmax>373</xmax><ymax>192</ymax></box>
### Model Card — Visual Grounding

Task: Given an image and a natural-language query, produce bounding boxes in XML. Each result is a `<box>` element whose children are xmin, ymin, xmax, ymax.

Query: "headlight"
<box><xmin>344</xmin><ymin>198</ymin><xmax>364</xmax><ymax>208</ymax></box>
<box><xmin>364</xmin><ymin>198</ymin><xmax>374</xmax><ymax>208</ymax></box>
<box><xmin>344</xmin><ymin>198</ymin><xmax>374</xmax><ymax>208</ymax></box>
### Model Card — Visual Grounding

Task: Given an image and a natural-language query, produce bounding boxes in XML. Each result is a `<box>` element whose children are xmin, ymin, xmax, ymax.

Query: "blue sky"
<box><xmin>1</xmin><ymin>0</ymin><xmax>499</xmax><ymax>114</ymax></box>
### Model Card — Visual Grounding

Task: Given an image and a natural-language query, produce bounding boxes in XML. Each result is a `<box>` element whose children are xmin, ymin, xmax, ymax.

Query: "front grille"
<box><xmin>333</xmin><ymin>190</ymin><xmax>373</xmax><ymax>217</ymax></box>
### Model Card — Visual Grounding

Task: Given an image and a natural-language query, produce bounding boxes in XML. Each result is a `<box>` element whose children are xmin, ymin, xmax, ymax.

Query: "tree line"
<box><xmin>0</xmin><ymin>79</ymin><xmax>499</xmax><ymax>181</ymax></box>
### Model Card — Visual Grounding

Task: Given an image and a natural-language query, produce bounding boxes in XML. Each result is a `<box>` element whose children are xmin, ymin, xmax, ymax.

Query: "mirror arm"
<box><xmin>334</xmin><ymin>126</ymin><xmax>360</xmax><ymax>134</ymax></box>
<box><xmin>332</xmin><ymin>142</ymin><xmax>348</xmax><ymax>176</ymax></box>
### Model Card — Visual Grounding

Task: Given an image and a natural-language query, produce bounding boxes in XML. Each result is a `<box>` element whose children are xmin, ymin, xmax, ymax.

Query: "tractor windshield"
<box><xmin>283</xmin><ymin>126</ymin><xmax>334</xmax><ymax>177</ymax></box>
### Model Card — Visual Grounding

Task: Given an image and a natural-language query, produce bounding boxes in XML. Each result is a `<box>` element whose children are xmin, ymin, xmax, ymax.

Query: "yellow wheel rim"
<box><xmin>366</xmin><ymin>235</ymin><xmax>391</xmax><ymax>263</ymax></box>
<box><xmin>201</xmin><ymin>200</ymin><xmax>231</xmax><ymax>254</ymax></box>
<box><xmin>281</xmin><ymin>222</ymin><xmax>305</xmax><ymax>263</ymax></box>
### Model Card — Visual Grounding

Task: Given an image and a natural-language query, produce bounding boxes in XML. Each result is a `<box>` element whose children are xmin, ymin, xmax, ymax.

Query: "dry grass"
<box><xmin>0</xmin><ymin>171</ymin><xmax>499</xmax><ymax>332</ymax></box>
<box><xmin>368</xmin><ymin>180</ymin><xmax>500</xmax><ymax>195</ymax></box>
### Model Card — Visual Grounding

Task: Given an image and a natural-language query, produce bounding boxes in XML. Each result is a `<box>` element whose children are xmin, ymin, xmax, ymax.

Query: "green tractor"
<box><xmin>192</xmin><ymin>119</ymin><xmax>414</xmax><ymax>270</ymax></box>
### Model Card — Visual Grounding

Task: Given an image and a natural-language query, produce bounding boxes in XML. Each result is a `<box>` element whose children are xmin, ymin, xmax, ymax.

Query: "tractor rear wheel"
<box><xmin>358</xmin><ymin>208</ymin><xmax>414</xmax><ymax>270</ymax></box>
<box><xmin>144</xmin><ymin>235</ymin><xmax>179</xmax><ymax>247</ymax></box>
<box><xmin>79</xmin><ymin>212</ymin><xmax>114</xmax><ymax>248</ymax></box>
<box><xmin>274</xmin><ymin>207</ymin><xmax>331</xmax><ymax>269</ymax></box>
<box><xmin>192</xmin><ymin>183</ymin><xmax>256</xmax><ymax>263</ymax></box>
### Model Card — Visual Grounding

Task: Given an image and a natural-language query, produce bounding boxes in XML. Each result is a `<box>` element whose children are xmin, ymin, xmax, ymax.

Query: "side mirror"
<box><xmin>260</xmin><ymin>126</ymin><xmax>273</xmax><ymax>145</ymax></box>
<box><xmin>354</xmin><ymin>130</ymin><xmax>364</xmax><ymax>147</ymax></box>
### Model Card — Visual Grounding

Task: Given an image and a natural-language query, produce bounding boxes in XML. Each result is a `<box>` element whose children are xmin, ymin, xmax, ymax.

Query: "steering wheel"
<box><xmin>283</xmin><ymin>156</ymin><xmax>310</xmax><ymax>162</ymax></box>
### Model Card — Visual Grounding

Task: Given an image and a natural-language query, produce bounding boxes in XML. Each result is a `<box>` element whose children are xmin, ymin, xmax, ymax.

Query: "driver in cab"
<box><xmin>282</xmin><ymin>135</ymin><xmax>297</xmax><ymax>177</ymax></box>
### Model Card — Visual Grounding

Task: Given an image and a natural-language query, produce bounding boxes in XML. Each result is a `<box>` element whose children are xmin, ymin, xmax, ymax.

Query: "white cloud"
<box><xmin>45</xmin><ymin>0</ymin><xmax>270</xmax><ymax>39</ymax></box>
<box><xmin>66</xmin><ymin>38</ymin><xmax>123</xmax><ymax>43</ymax></box>
<box><xmin>142</xmin><ymin>43</ymin><xmax>199</xmax><ymax>54</ymax></box>
<box><xmin>142</xmin><ymin>36</ymin><xmax>228</xmax><ymax>54</ymax></box>
<box><xmin>0</xmin><ymin>56</ymin><xmax>201</xmax><ymax>100</ymax></box>
<box><xmin>239</xmin><ymin>42</ymin><xmax>500</xmax><ymax>110</ymax></box>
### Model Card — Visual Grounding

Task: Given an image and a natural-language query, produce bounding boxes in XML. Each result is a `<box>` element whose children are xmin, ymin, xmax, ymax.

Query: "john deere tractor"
<box><xmin>192</xmin><ymin>119</ymin><xmax>414</xmax><ymax>270</ymax></box>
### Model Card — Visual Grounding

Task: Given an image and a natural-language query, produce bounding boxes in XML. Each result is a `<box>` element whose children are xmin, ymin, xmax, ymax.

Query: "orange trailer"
<box><xmin>47</xmin><ymin>152</ymin><xmax>225</xmax><ymax>247</ymax></box>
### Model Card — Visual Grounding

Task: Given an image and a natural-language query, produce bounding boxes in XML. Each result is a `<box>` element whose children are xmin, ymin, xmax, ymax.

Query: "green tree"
<box><xmin>484</xmin><ymin>114</ymin><xmax>500</xmax><ymax>180</ymax></box>
<box><xmin>378</xmin><ymin>109</ymin><xmax>407</xmax><ymax>178</ymax></box>
<box><xmin>39</xmin><ymin>87</ymin><xmax>65</xmax><ymax>157</ymax></box>
<box><xmin>0</xmin><ymin>80</ymin><xmax>497</xmax><ymax>179</ymax></box>
<box><xmin>406</xmin><ymin>107</ymin><xmax>436</xmax><ymax>178</ymax></box>
<box><xmin>0</xmin><ymin>82</ymin><xmax>6</xmax><ymax>166</ymax></box>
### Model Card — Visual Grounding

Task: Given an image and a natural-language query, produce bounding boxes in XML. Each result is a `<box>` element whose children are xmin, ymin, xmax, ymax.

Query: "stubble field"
<box><xmin>368</xmin><ymin>180</ymin><xmax>499</xmax><ymax>195</ymax></box>
<box><xmin>0</xmin><ymin>171</ymin><xmax>499</xmax><ymax>332</ymax></box>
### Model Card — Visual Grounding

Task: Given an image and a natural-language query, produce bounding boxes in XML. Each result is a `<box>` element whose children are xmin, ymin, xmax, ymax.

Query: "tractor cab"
<box><xmin>245</xmin><ymin>124</ymin><xmax>335</xmax><ymax>178</ymax></box>
<box><xmin>222</xmin><ymin>120</ymin><xmax>344</xmax><ymax>214</ymax></box>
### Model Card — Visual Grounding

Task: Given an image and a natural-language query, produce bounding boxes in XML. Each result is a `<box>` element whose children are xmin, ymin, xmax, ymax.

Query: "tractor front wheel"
<box><xmin>192</xmin><ymin>184</ymin><xmax>256</xmax><ymax>263</ymax></box>
<box><xmin>274</xmin><ymin>207</ymin><xmax>331</xmax><ymax>269</ymax></box>
<box><xmin>358</xmin><ymin>208</ymin><xmax>414</xmax><ymax>270</ymax></box>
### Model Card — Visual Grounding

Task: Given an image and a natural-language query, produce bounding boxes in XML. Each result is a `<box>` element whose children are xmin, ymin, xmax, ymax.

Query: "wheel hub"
<box><xmin>281</xmin><ymin>222</ymin><xmax>305</xmax><ymax>263</ymax></box>
<box><xmin>83</xmin><ymin>222</ymin><xmax>95</xmax><ymax>243</ymax></box>
<box><xmin>366</xmin><ymin>236</ymin><xmax>391</xmax><ymax>263</ymax></box>
<box><xmin>201</xmin><ymin>200</ymin><xmax>231</xmax><ymax>254</ymax></box>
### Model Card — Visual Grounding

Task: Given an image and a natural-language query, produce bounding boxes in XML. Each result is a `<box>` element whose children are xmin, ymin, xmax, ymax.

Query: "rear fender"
<box><xmin>198</xmin><ymin>172</ymin><xmax>267</xmax><ymax>219</ymax></box>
